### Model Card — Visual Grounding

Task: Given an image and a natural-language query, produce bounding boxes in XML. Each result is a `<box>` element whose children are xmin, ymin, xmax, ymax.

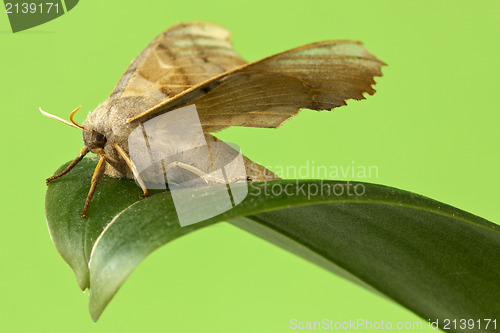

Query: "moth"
<box><xmin>42</xmin><ymin>22</ymin><xmax>385</xmax><ymax>217</ymax></box>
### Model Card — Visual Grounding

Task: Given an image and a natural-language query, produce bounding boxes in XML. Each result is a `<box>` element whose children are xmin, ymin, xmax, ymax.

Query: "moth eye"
<box><xmin>91</xmin><ymin>131</ymin><xmax>107</xmax><ymax>147</ymax></box>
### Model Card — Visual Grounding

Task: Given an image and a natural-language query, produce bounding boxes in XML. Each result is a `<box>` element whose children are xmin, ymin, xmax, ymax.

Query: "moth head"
<box><xmin>40</xmin><ymin>105</ymin><xmax>106</xmax><ymax>154</ymax></box>
<box><xmin>82</xmin><ymin>129</ymin><xmax>107</xmax><ymax>154</ymax></box>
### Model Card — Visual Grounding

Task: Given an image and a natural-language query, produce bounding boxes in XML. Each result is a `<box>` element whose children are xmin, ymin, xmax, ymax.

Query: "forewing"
<box><xmin>128</xmin><ymin>40</ymin><xmax>386</xmax><ymax>132</ymax></box>
<box><xmin>109</xmin><ymin>22</ymin><xmax>247</xmax><ymax>104</ymax></box>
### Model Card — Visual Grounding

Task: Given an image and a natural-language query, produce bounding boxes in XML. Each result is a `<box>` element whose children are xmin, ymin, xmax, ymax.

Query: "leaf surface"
<box><xmin>45</xmin><ymin>158</ymin><xmax>500</xmax><ymax>330</ymax></box>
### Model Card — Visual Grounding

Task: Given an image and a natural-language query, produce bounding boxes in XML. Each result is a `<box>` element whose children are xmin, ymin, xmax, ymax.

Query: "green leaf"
<box><xmin>45</xmin><ymin>158</ymin><xmax>500</xmax><ymax>330</ymax></box>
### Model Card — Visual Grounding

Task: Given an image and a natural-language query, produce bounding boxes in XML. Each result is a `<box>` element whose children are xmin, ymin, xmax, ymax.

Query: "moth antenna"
<box><xmin>69</xmin><ymin>105</ymin><xmax>85</xmax><ymax>130</ymax></box>
<box><xmin>39</xmin><ymin>107</ymin><xmax>83</xmax><ymax>130</ymax></box>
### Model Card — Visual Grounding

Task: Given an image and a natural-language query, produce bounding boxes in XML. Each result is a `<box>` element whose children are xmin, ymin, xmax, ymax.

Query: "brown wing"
<box><xmin>109</xmin><ymin>21</ymin><xmax>247</xmax><ymax>105</ymax></box>
<box><xmin>128</xmin><ymin>40</ymin><xmax>386</xmax><ymax>132</ymax></box>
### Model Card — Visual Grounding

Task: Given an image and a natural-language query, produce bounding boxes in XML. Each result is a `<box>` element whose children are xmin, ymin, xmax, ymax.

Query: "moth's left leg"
<box><xmin>81</xmin><ymin>154</ymin><xmax>107</xmax><ymax>217</ymax></box>
<box><xmin>46</xmin><ymin>147</ymin><xmax>89</xmax><ymax>185</ymax></box>
<box><xmin>114</xmin><ymin>144</ymin><xmax>149</xmax><ymax>198</ymax></box>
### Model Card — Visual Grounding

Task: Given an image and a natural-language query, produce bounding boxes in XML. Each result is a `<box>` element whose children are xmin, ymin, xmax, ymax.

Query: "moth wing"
<box><xmin>205</xmin><ymin>134</ymin><xmax>279</xmax><ymax>181</ymax></box>
<box><xmin>164</xmin><ymin>134</ymin><xmax>279</xmax><ymax>182</ymax></box>
<box><xmin>109</xmin><ymin>22</ymin><xmax>247</xmax><ymax>105</ymax></box>
<box><xmin>128</xmin><ymin>40</ymin><xmax>386</xmax><ymax>132</ymax></box>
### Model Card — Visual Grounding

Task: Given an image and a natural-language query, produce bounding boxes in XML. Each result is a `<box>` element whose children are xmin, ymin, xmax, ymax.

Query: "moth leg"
<box><xmin>46</xmin><ymin>147</ymin><xmax>89</xmax><ymax>185</ymax></box>
<box><xmin>81</xmin><ymin>154</ymin><xmax>106</xmax><ymax>218</ymax></box>
<box><xmin>164</xmin><ymin>161</ymin><xmax>225</xmax><ymax>184</ymax></box>
<box><xmin>114</xmin><ymin>144</ymin><xmax>149</xmax><ymax>198</ymax></box>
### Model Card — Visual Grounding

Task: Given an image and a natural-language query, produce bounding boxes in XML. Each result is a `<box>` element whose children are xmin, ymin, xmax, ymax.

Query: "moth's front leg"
<box><xmin>114</xmin><ymin>144</ymin><xmax>149</xmax><ymax>198</ymax></box>
<box><xmin>46</xmin><ymin>147</ymin><xmax>89</xmax><ymax>185</ymax></box>
<box><xmin>81</xmin><ymin>154</ymin><xmax>107</xmax><ymax>217</ymax></box>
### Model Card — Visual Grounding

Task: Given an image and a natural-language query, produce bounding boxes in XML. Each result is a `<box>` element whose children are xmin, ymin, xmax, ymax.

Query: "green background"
<box><xmin>1</xmin><ymin>1</ymin><xmax>499</xmax><ymax>332</ymax></box>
